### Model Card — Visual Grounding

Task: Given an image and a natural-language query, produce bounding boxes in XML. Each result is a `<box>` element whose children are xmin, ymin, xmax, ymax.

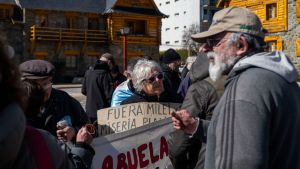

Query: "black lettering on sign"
<box><xmin>136</xmin><ymin>104</ymin><xmax>143</xmax><ymax>116</ymax></box>
<box><xmin>128</xmin><ymin>104</ymin><xmax>136</xmax><ymax>116</ymax></box>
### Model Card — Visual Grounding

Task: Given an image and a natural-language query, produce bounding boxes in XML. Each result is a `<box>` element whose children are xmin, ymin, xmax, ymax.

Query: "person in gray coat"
<box><xmin>169</xmin><ymin>53</ymin><xmax>225</xmax><ymax>169</ymax></box>
<box><xmin>172</xmin><ymin>7</ymin><xmax>300</xmax><ymax>169</ymax></box>
<box><xmin>0</xmin><ymin>39</ymin><xmax>94</xmax><ymax>169</ymax></box>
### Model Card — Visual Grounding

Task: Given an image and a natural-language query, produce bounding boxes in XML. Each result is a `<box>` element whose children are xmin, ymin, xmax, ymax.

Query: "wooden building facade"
<box><xmin>216</xmin><ymin>0</ymin><xmax>300</xmax><ymax>71</ymax></box>
<box><xmin>0</xmin><ymin>0</ymin><xmax>166</xmax><ymax>82</ymax></box>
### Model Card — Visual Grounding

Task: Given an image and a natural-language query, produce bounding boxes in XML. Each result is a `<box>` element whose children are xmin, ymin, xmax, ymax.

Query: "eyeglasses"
<box><xmin>206</xmin><ymin>37</ymin><xmax>229</xmax><ymax>48</ymax></box>
<box><xmin>144</xmin><ymin>73</ymin><xmax>163</xmax><ymax>83</ymax></box>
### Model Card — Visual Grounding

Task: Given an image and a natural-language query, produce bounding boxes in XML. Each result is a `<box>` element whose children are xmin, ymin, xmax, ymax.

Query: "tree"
<box><xmin>182</xmin><ymin>24</ymin><xmax>202</xmax><ymax>56</ymax></box>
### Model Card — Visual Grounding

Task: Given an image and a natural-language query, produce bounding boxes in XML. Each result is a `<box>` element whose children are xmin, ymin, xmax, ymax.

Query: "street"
<box><xmin>53</xmin><ymin>84</ymin><xmax>86</xmax><ymax>109</ymax></box>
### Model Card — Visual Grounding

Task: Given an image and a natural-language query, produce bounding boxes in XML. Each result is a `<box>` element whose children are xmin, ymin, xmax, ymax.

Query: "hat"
<box><xmin>19</xmin><ymin>60</ymin><xmax>55</xmax><ymax>79</ymax></box>
<box><xmin>191</xmin><ymin>7</ymin><xmax>266</xmax><ymax>43</ymax></box>
<box><xmin>162</xmin><ymin>48</ymin><xmax>181</xmax><ymax>64</ymax></box>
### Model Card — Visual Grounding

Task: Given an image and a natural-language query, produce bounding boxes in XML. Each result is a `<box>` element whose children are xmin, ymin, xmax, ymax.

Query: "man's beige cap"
<box><xmin>191</xmin><ymin>7</ymin><xmax>266</xmax><ymax>43</ymax></box>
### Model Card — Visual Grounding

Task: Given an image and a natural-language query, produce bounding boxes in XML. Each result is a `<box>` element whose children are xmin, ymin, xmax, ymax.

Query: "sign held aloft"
<box><xmin>97</xmin><ymin>102</ymin><xmax>180</xmax><ymax>136</ymax></box>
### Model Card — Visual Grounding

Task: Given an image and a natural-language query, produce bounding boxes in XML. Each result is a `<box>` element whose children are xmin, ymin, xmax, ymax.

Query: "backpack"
<box><xmin>25</xmin><ymin>126</ymin><xmax>54</xmax><ymax>169</ymax></box>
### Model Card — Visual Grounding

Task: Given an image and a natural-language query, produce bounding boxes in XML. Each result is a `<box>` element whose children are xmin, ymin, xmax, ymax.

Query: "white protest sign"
<box><xmin>97</xmin><ymin>102</ymin><xmax>180</xmax><ymax>136</ymax></box>
<box><xmin>92</xmin><ymin>118</ymin><xmax>174</xmax><ymax>169</ymax></box>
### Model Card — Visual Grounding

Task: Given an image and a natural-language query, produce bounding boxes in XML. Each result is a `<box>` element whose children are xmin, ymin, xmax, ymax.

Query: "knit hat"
<box><xmin>19</xmin><ymin>60</ymin><xmax>55</xmax><ymax>79</ymax></box>
<box><xmin>162</xmin><ymin>48</ymin><xmax>181</xmax><ymax>64</ymax></box>
<box><xmin>191</xmin><ymin>7</ymin><xmax>266</xmax><ymax>43</ymax></box>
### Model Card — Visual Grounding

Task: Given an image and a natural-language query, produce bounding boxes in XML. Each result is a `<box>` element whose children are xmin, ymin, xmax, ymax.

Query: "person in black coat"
<box><xmin>20</xmin><ymin>60</ymin><xmax>89</xmax><ymax>141</ymax></box>
<box><xmin>121</xmin><ymin>59</ymin><xmax>182</xmax><ymax>105</ymax></box>
<box><xmin>82</xmin><ymin>60</ymin><xmax>114</xmax><ymax>123</ymax></box>
<box><xmin>160</xmin><ymin>48</ymin><xmax>183</xmax><ymax>102</ymax></box>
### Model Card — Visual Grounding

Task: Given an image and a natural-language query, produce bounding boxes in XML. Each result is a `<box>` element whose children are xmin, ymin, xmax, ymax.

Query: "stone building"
<box><xmin>216</xmin><ymin>0</ymin><xmax>300</xmax><ymax>72</ymax></box>
<box><xmin>0</xmin><ymin>0</ymin><xmax>166</xmax><ymax>82</ymax></box>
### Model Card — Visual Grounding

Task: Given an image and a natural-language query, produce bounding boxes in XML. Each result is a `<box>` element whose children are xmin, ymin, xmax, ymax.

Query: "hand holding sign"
<box><xmin>171</xmin><ymin>109</ymin><xmax>198</xmax><ymax>135</ymax></box>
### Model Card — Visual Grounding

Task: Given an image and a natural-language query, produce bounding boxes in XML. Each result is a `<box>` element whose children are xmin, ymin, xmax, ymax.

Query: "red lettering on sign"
<box><xmin>102</xmin><ymin>155</ymin><xmax>113</xmax><ymax>169</ymax></box>
<box><xmin>137</xmin><ymin>143</ymin><xmax>149</xmax><ymax>168</ymax></box>
<box><xmin>149</xmin><ymin>142</ymin><xmax>159</xmax><ymax>163</ymax></box>
<box><xmin>160</xmin><ymin>136</ymin><xmax>168</xmax><ymax>159</ymax></box>
<box><xmin>127</xmin><ymin>148</ymin><xmax>138</xmax><ymax>169</ymax></box>
<box><xmin>117</xmin><ymin>153</ymin><xmax>127</xmax><ymax>169</ymax></box>
<box><xmin>102</xmin><ymin>136</ymin><xmax>169</xmax><ymax>168</ymax></box>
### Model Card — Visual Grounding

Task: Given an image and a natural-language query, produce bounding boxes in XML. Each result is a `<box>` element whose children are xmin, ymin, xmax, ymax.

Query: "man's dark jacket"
<box><xmin>161</xmin><ymin>63</ymin><xmax>183</xmax><ymax>102</ymax></box>
<box><xmin>82</xmin><ymin>61</ymin><xmax>114</xmax><ymax>118</ymax></box>
<box><xmin>41</xmin><ymin>88</ymin><xmax>89</xmax><ymax>137</ymax></box>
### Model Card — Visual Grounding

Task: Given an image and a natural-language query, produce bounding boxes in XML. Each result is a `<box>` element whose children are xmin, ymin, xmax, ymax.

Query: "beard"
<box><xmin>207</xmin><ymin>51</ymin><xmax>240</xmax><ymax>81</ymax></box>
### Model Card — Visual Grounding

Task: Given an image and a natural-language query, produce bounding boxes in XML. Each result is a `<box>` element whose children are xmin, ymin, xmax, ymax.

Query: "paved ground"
<box><xmin>53</xmin><ymin>84</ymin><xmax>86</xmax><ymax>109</ymax></box>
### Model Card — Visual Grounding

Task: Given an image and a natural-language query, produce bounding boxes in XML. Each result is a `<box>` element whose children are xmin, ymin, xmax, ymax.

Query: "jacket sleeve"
<box><xmin>213</xmin><ymin>100</ymin><xmax>269</xmax><ymax>169</ymax></box>
<box><xmin>81</xmin><ymin>72</ymin><xmax>87</xmax><ymax>95</ymax></box>
<box><xmin>40</xmin><ymin>130</ymin><xmax>95</xmax><ymax>169</ymax></box>
<box><xmin>68</xmin><ymin>95</ymin><xmax>90</xmax><ymax>130</ymax></box>
<box><xmin>101</xmin><ymin>73</ymin><xmax>114</xmax><ymax>107</ymax></box>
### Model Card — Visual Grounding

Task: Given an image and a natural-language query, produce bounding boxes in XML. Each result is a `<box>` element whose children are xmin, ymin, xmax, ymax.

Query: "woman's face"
<box><xmin>142</xmin><ymin>69</ymin><xmax>164</xmax><ymax>96</ymax></box>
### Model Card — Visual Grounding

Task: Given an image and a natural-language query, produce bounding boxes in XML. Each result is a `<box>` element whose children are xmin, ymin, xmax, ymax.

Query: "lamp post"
<box><xmin>120</xmin><ymin>27</ymin><xmax>130</xmax><ymax>70</ymax></box>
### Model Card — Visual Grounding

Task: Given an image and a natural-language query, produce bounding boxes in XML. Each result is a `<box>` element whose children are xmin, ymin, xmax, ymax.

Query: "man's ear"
<box><xmin>236</xmin><ymin>36</ymin><xmax>248</xmax><ymax>56</ymax></box>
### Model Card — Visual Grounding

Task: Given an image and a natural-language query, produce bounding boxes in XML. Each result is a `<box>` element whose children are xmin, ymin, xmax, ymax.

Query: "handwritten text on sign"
<box><xmin>97</xmin><ymin>102</ymin><xmax>180</xmax><ymax>136</ymax></box>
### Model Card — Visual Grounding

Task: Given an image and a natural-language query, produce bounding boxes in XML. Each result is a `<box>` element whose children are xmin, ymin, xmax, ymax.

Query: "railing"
<box><xmin>30</xmin><ymin>25</ymin><xmax>108</xmax><ymax>43</ymax></box>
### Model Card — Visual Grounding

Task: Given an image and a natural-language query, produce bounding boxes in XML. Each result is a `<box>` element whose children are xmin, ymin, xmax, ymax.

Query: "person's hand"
<box><xmin>76</xmin><ymin>127</ymin><xmax>93</xmax><ymax>144</ymax></box>
<box><xmin>56</xmin><ymin>126</ymin><xmax>76</xmax><ymax>142</ymax></box>
<box><xmin>172</xmin><ymin>109</ymin><xmax>198</xmax><ymax>134</ymax></box>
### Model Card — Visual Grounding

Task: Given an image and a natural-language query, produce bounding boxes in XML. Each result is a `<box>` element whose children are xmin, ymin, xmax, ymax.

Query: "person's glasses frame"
<box><xmin>143</xmin><ymin>73</ymin><xmax>164</xmax><ymax>83</ymax></box>
<box><xmin>206</xmin><ymin>37</ymin><xmax>229</xmax><ymax>48</ymax></box>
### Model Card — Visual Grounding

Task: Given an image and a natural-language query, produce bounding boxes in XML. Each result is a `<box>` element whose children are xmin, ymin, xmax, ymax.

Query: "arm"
<box><xmin>81</xmin><ymin>72</ymin><xmax>88</xmax><ymax>95</ymax></box>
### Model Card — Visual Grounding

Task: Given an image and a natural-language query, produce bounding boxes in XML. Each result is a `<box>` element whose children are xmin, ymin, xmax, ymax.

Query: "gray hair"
<box><xmin>227</xmin><ymin>32</ymin><xmax>266</xmax><ymax>55</ymax></box>
<box><xmin>132</xmin><ymin>59</ymin><xmax>162</xmax><ymax>92</ymax></box>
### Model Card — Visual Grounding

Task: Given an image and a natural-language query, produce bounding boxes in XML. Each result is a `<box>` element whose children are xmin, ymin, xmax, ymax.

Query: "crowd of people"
<box><xmin>1</xmin><ymin>6</ymin><xmax>300</xmax><ymax>169</ymax></box>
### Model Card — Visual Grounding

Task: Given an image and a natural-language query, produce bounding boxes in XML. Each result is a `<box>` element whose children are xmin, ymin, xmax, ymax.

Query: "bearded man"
<box><xmin>172</xmin><ymin>7</ymin><xmax>300</xmax><ymax>169</ymax></box>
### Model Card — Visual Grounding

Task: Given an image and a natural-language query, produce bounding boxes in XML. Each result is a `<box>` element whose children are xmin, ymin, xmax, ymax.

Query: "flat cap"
<box><xmin>19</xmin><ymin>60</ymin><xmax>55</xmax><ymax>79</ymax></box>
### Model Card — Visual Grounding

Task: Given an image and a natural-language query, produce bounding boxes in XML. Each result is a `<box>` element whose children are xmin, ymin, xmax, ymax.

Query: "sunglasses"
<box><xmin>206</xmin><ymin>37</ymin><xmax>229</xmax><ymax>48</ymax></box>
<box><xmin>144</xmin><ymin>73</ymin><xmax>163</xmax><ymax>83</ymax></box>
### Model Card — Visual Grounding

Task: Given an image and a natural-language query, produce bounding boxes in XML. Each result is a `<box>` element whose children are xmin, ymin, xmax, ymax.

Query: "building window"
<box><xmin>265</xmin><ymin>36</ymin><xmax>282</xmax><ymax>51</ymax></box>
<box><xmin>124</xmin><ymin>19</ymin><xmax>147</xmax><ymax>35</ymax></box>
<box><xmin>174</xmin><ymin>26</ymin><xmax>179</xmax><ymax>30</ymax></box>
<box><xmin>159</xmin><ymin>3</ymin><xmax>162</xmax><ymax>6</ymax></box>
<box><xmin>296</xmin><ymin>38</ymin><xmax>300</xmax><ymax>57</ymax></box>
<box><xmin>165</xmin><ymin>28</ymin><xmax>170</xmax><ymax>31</ymax></box>
<box><xmin>87</xmin><ymin>55</ymin><xmax>98</xmax><ymax>66</ymax></box>
<box><xmin>35</xmin><ymin>14</ymin><xmax>47</xmax><ymax>27</ymax></box>
<box><xmin>166</xmin><ymin>41</ymin><xmax>170</xmax><ymax>44</ymax></box>
<box><xmin>66</xmin><ymin>55</ymin><xmax>77</xmax><ymax>68</ymax></box>
<box><xmin>296</xmin><ymin>1</ymin><xmax>300</xmax><ymax>23</ymax></box>
<box><xmin>175</xmin><ymin>40</ymin><xmax>179</xmax><ymax>43</ymax></box>
<box><xmin>0</xmin><ymin>7</ymin><xmax>10</xmax><ymax>19</ymax></box>
<box><xmin>66</xmin><ymin>16</ymin><xmax>77</xmax><ymax>29</ymax></box>
<box><xmin>166</xmin><ymin>1</ymin><xmax>170</xmax><ymax>4</ymax></box>
<box><xmin>266</xmin><ymin>41</ymin><xmax>277</xmax><ymax>51</ymax></box>
<box><xmin>204</xmin><ymin>9</ymin><xmax>208</xmax><ymax>15</ymax></box>
<box><xmin>175</xmin><ymin>0</ymin><xmax>179</xmax><ymax>2</ymax></box>
<box><xmin>184</xmin><ymin>11</ymin><xmax>186</xmax><ymax>14</ymax></box>
<box><xmin>184</xmin><ymin>26</ymin><xmax>186</xmax><ymax>28</ymax></box>
<box><xmin>88</xmin><ymin>17</ymin><xmax>99</xmax><ymax>30</ymax></box>
<box><xmin>174</xmin><ymin>13</ymin><xmax>179</xmax><ymax>16</ymax></box>
<box><xmin>266</xmin><ymin>3</ymin><xmax>277</xmax><ymax>20</ymax></box>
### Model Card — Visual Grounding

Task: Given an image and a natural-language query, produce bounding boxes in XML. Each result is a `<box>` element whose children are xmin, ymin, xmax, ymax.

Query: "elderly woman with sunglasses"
<box><xmin>121</xmin><ymin>59</ymin><xmax>181</xmax><ymax>105</ymax></box>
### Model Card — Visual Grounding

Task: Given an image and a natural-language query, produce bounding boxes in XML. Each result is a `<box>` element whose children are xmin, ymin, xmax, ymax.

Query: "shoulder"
<box><xmin>121</xmin><ymin>94</ymin><xmax>145</xmax><ymax>105</ymax></box>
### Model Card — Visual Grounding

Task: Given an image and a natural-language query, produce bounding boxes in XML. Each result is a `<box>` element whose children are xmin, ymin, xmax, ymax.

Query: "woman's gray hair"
<box><xmin>132</xmin><ymin>59</ymin><xmax>162</xmax><ymax>92</ymax></box>
<box><xmin>227</xmin><ymin>32</ymin><xmax>267</xmax><ymax>55</ymax></box>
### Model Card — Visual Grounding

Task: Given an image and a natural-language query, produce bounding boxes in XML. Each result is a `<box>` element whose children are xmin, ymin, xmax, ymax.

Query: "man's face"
<box><xmin>168</xmin><ymin>60</ymin><xmax>181</xmax><ymax>71</ymax></box>
<box><xmin>35</xmin><ymin>77</ymin><xmax>53</xmax><ymax>102</ymax></box>
<box><xmin>204</xmin><ymin>32</ymin><xmax>240</xmax><ymax>81</ymax></box>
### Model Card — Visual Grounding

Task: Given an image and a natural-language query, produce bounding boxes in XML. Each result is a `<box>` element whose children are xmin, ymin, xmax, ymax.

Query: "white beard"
<box><xmin>207</xmin><ymin>52</ymin><xmax>240</xmax><ymax>81</ymax></box>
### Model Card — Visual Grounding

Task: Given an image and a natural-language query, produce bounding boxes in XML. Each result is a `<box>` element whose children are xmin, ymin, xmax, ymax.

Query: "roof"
<box><xmin>104</xmin><ymin>6</ymin><xmax>167</xmax><ymax>17</ymax></box>
<box><xmin>17</xmin><ymin>0</ymin><xmax>106</xmax><ymax>13</ymax></box>
<box><xmin>0</xmin><ymin>0</ymin><xmax>17</xmax><ymax>5</ymax></box>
